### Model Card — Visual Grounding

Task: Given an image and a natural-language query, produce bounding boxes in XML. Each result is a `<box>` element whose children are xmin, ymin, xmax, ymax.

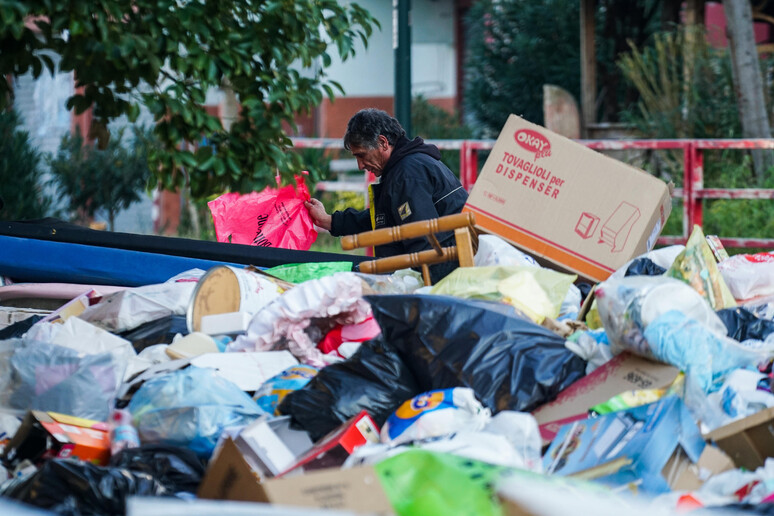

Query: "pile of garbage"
<box><xmin>3</xmin><ymin>227</ymin><xmax>774</xmax><ymax>515</ymax></box>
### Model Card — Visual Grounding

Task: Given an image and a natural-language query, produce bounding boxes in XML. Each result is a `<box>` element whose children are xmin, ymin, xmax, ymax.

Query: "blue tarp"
<box><xmin>0</xmin><ymin>235</ymin><xmax>244</xmax><ymax>287</ymax></box>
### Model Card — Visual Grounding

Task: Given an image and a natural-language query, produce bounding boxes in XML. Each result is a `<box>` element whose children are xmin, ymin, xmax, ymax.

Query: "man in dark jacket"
<box><xmin>305</xmin><ymin>108</ymin><xmax>468</xmax><ymax>282</ymax></box>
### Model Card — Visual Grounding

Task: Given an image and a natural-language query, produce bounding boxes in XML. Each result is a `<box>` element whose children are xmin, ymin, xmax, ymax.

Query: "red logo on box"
<box><xmin>514</xmin><ymin>129</ymin><xmax>551</xmax><ymax>160</ymax></box>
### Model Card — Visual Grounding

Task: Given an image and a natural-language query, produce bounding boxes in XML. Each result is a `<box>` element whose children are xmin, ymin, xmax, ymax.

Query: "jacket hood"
<box><xmin>382</xmin><ymin>136</ymin><xmax>441</xmax><ymax>176</ymax></box>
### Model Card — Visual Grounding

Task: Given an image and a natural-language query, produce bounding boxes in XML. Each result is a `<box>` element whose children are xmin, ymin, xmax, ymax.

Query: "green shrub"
<box><xmin>0</xmin><ymin>110</ymin><xmax>52</xmax><ymax>220</ymax></box>
<box><xmin>411</xmin><ymin>95</ymin><xmax>473</xmax><ymax>177</ymax></box>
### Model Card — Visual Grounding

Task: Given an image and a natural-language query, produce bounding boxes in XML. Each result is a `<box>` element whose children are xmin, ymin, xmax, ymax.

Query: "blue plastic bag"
<box><xmin>128</xmin><ymin>366</ymin><xmax>264</xmax><ymax>458</ymax></box>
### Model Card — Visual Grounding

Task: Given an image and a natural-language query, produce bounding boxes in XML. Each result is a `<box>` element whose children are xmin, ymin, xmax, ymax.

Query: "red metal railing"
<box><xmin>291</xmin><ymin>137</ymin><xmax>774</xmax><ymax>249</ymax></box>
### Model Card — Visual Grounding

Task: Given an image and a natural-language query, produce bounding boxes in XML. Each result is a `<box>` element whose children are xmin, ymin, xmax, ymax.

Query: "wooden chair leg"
<box><xmin>421</xmin><ymin>264</ymin><xmax>432</xmax><ymax>286</ymax></box>
<box><xmin>454</xmin><ymin>227</ymin><xmax>475</xmax><ymax>267</ymax></box>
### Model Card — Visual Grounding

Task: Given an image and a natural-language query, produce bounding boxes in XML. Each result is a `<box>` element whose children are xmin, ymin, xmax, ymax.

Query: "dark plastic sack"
<box><xmin>278</xmin><ymin>336</ymin><xmax>420</xmax><ymax>441</ymax></box>
<box><xmin>717</xmin><ymin>306</ymin><xmax>774</xmax><ymax>342</ymax></box>
<box><xmin>0</xmin><ymin>316</ymin><xmax>43</xmax><ymax>340</ymax></box>
<box><xmin>365</xmin><ymin>295</ymin><xmax>587</xmax><ymax>413</ymax></box>
<box><xmin>624</xmin><ymin>257</ymin><xmax>667</xmax><ymax>277</ymax></box>
<box><xmin>109</xmin><ymin>444</ymin><xmax>205</xmax><ymax>495</ymax></box>
<box><xmin>118</xmin><ymin>315</ymin><xmax>188</xmax><ymax>353</ymax></box>
<box><xmin>0</xmin><ymin>458</ymin><xmax>167</xmax><ymax>515</ymax></box>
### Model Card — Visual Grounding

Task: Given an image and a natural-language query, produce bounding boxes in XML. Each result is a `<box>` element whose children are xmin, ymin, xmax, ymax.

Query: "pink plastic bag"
<box><xmin>208</xmin><ymin>173</ymin><xmax>318</xmax><ymax>250</ymax></box>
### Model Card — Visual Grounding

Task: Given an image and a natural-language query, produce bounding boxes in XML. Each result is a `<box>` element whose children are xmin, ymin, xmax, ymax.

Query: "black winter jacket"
<box><xmin>330</xmin><ymin>136</ymin><xmax>468</xmax><ymax>281</ymax></box>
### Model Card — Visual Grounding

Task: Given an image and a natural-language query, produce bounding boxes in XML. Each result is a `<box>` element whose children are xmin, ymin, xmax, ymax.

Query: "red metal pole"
<box><xmin>683</xmin><ymin>143</ymin><xmax>693</xmax><ymax>238</ymax></box>
<box><xmin>691</xmin><ymin>144</ymin><xmax>704</xmax><ymax>229</ymax></box>
<box><xmin>459</xmin><ymin>141</ymin><xmax>469</xmax><ymax>190</ymax></box>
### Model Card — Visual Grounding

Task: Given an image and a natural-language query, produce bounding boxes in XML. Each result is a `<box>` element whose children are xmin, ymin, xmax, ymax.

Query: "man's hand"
<box><xmin>304</xmin><ymin>198</ymin><xmax>332</xmax><ymax>231</ymax></box>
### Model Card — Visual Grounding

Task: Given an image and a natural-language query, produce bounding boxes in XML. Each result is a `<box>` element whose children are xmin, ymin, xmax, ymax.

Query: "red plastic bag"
<box><xmin>208</xmin><ymin>173</ymin><xmax>318</xmax><ymax>250</ymax></box>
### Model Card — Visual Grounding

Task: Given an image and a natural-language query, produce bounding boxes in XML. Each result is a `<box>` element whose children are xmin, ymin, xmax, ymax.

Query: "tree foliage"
<box><xmin>0</xmin><ymin>1</ymin><xmax>378</xmax><ymax>198</ymax></box>
<box><xmin>463</xmin><ymin>0</ymin><xmax>672</xmax><ymax>135</ymax></box>
<box><xmin>0</xmin><ymin>110</ymin><xmax>51</xmax><ymax>220</ymax></box>
<box><xmin>464</xmin><ymin>0</ymin><xmax>581</xmax><ymax>136</ymax></box>
<box><xmin>48</xmin><ymin>127</ymin><xmax>155</xmax><ymax>231</ymax></box>
<box><xmin>618</xmin><ymin>27</ymin><xmax>741</xmax><ymax>140</ymax></box>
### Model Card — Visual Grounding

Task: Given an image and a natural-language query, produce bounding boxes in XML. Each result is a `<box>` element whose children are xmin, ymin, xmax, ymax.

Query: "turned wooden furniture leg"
<box><xmin>454</xmin><ymin>227</ymin><xmax>475</xmax><ymax>267</ymax></box>
<box><xmin>421</xmin><ymin>264</ymin><xmax>431</xmax><ymax>286</ymax></box>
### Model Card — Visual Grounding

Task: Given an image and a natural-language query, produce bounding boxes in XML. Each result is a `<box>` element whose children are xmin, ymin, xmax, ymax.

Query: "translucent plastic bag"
<box><xmin>0</xmin><ymin>339</ymin><xmax>125</xmax><ymax>421</ymax></box>
<box><xmin>596</xmin><ymin>275</ymin><xmax>728</xmax><ymax>357</ymax></box>
<box><xmin>127</xmin><ymin>366</ymin><xmax>264</xmax><ymax>458</ymax></box>
<box><xmin>208</xmin><ymin>173</ymin><xmax>317</xmax><ymax>250</ymax></box>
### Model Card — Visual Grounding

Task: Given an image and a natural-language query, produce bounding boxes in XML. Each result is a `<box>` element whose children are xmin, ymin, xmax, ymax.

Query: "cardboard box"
<box><xmin>531</xmin><ymin>352</ymin><xmax>680</xmax><ymax>444</ymax></box>
<box><xmin>543</xmin><ymin>396</ymin><xmax>705</xmax><ymax>494</ymax></box>
<box><xmin>464</xmin><ymin>115</ymin><xmax>672</xmax><ymax>282</ymax></box>
<box><xmin>3</xmin><ymin>410</ymin><xmax>110</xmax><ymax>466</ymax></box>
<box><xmin>198</xmin><ymin>438</ymin><xmax>393</xmax><ymax>515</ymax></box>
<box><xmin>665</xmin><ymin>445</ymin><xmax>735</xmax><ymax>492</ymax></box>
<box><xmin>279</xmin><ymin>411</ymin><xmax>380</xmax><ymax>476</ymax></box>
<box><xmin>705</xmin><ymin>406</ymin><xmax>774</xmax><ymax>470</ymax></box>
<box><xmin>233</xmin><ymin>415</ymin><xmax>313</xmax><ymax>477</ymax></box>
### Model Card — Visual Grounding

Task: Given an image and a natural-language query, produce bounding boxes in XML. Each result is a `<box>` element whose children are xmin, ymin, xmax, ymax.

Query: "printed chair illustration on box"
<box><xmin>341</xmin><ymin>212</ymin><xmax>479</xmax><ymax>286</ymax></box>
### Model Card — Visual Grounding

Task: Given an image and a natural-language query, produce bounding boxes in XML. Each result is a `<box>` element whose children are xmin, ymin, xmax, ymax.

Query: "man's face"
<box><xmin>349</xmin><ymin>135</ymin><xmax>392</xmax><ymax>177</ymax></box>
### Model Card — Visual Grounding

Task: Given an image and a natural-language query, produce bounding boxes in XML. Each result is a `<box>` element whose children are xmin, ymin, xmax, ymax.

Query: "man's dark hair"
<box><xmin>343</xmin><ymin>108</ymin><xmax>405</xmax><ymax>150</ymax></box>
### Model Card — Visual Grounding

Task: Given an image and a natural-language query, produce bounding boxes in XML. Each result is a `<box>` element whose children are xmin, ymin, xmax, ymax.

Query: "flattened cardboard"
<box><xmin>544</xmin><ymin>396</ymin><xmax>705</xmax><ymax>494</ymax></box>
<box><xmin>705</xmin><ymin>406</ymin><xmax>774</xmax><ymax>470</ymax></box>
<box><xmin>531</xmin><ymin>352</ymin><xmax>680</xmax><ymax>444</ymax></box>
<box><xmin>198</xmin><ymin>438</ymin><xmax>393</xmax><ymax>515</ymax></box>
<box><xmin>464</xmin><ymin>115</ymin><xmax>672</xmax><ymax>282</ymax></box>
<box><xmin>666</xmin><ymin>445</ymin><xmax>735</xmax><ymax>492</ymax></box>
<box><xmin>3</xmin><ymin>410</ymin><xmax>110</xmax><ymax>466</ymax></box>
<box><xmin>197</xmin><ymin>438</ymin><xmax>266</xmax><ymax>503</ymax></box>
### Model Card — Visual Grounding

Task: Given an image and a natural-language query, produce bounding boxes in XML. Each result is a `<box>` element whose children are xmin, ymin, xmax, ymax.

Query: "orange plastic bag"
<box><xmin>208</xmin><ymin>173</ymin><xmax>318</xmax><ymax>250</ymax></box>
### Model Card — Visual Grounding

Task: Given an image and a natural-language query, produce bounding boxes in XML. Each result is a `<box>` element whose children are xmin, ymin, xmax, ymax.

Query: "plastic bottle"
<box><xmin>109</xmin><ymin>408</ymin><xmax>140</xmax><ymax>455</ymax></box>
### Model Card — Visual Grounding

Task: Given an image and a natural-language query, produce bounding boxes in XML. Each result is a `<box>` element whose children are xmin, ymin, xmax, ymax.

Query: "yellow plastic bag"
<box><xmin>431</xmin><ymin>266</ymin><xmax>576</xmax><ymax>323</ymax></box>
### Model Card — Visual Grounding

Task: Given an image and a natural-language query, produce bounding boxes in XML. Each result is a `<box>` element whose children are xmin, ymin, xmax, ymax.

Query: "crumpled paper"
<box><xmin>228</xmin><ymin>272</ymin><xmax>372</xmax><ymax>366</ymax></box>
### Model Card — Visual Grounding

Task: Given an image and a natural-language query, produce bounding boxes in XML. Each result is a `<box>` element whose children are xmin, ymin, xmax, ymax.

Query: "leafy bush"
<box><xmin>618</xmin><ymin>26</ymin><xmax>774</xmax><ymax>245</ymax></box>
<box><xmin>0</xmin><ymin>110</ymin><xmax>52</xmax><ymax>220</ymax></box>
<box><xmin>463</xmin><ymin>0</ymin><xmax>581</xmax><ymax>135</ymax></box>
<box><xmin>411</xmin><ymin>95</ymin><xmax>473</xmax><ymax>177</ymax></box>
<box><xmin>48</xmin><ymin>126</ymin><xmax>155</xmax><ymax>230</ymax></box>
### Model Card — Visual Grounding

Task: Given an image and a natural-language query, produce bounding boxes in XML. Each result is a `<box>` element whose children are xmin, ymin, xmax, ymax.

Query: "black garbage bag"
<box><xmin>624</xmin><ymin>257</ymin><xmax>666</xmax><ymax>277</ymax></box>
<box><xmin>109</xmin><ymin>444</ymin><xmax>205</xmax><ymax>495</ymax></box>
<box><xmin>717</xmin><ymin>306</ymin><xmax>774</xmax><ymax>342</ymax></box>
<box><xmin>0</xmin><ymin>316</ymin><xmax>43</xmax><ymax>340</ymax></box>
<box><xmin>0</xmin><ymin>458</ymin><xmax>167</xmax><ymax>515</ymax></box>
<box><xmin>279</xmin><ymin>336</ymin><xmax>420</xmax><ymax>441</ymax></box>
<box><xmin>701</xmin><ymin>503</ymin><xmax>774</xmax><ymax>514</ymax></box>
<box><xmin>365</xmin><ymin>295</ymin><xmax>587</xmax><ymax>413</ymax></box>
<box><xmin>117</xmin><ymin>315</ymin><xmax>188</xmax><ymax>353</ymax></box>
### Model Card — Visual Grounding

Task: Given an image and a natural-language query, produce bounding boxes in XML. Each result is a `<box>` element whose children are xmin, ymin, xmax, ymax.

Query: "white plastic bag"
<box><xmin>719</xmin><ymin>252</ymin><xmax>774</xmax><ymax>302</ymax></box>
<box><xmin>380</xmin><ymin>388</ymin><xmax>491</xmax><ymax>446</ymax></box>
<box><xmin>596</xmin><ymin>275</ymin><xmax>727</xmax><ymax>356</ymax></box>
<box><xmin>474</xmin><ymin>235</ymin><xmax>539</xmax><ymax>267</ymax></box>
<box><xmin>79</xmin><ymin>269</ymin><xmax>205</xmax><ymax>332</ymax></box>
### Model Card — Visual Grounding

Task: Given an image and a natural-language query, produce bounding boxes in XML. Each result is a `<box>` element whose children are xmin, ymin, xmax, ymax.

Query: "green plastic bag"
<box><xmin>265</xmin><ymin>261</ymin><xmax>352</xmax><ymax>284</ymax></box>
<box><xmin>430</xmin><ymin>266</ymin><xmax>576</xmax><ymax>323</ymax></box>
<box><xmin>374</xmin><ymin>450</ymin><xmax>508</xmax><ymax>516</ymax></box>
